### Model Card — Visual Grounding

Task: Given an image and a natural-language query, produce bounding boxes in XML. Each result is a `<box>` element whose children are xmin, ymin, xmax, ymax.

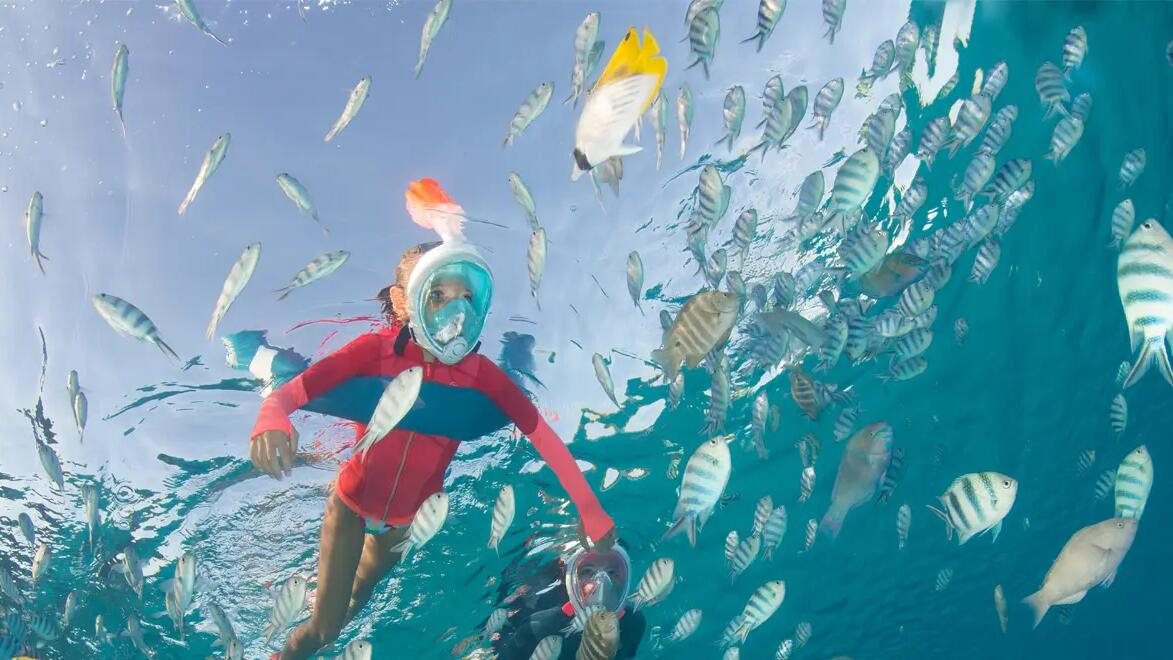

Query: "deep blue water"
<box><xmin>1</xmin><ymin>1</ymin><xmax>1171</xmax><ymax>659</ymax></box>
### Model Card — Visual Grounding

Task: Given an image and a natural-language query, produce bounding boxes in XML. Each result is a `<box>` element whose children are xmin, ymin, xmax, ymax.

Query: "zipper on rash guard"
<box><xmin>381</xmin><ymin>431</ymin><xmax>416</xmax><ymax>522</ymax></box>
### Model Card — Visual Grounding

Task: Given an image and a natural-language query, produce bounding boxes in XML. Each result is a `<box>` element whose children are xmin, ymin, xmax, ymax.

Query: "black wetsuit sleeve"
<box><xmin>618</xmin><ymin>610</ymin><xmax>647</xmax><ymax>658</ymax></box>
<box><xmin>495</xmin><ymin>607</ymin><xmax>572</xmax><ymax>660</ymax></box>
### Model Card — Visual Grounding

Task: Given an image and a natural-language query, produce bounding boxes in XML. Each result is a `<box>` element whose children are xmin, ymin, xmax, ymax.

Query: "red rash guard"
<box><xmin>250</xmin><ymin>327</ymin><xmax>615</xmax><ymax>543</ymax></box>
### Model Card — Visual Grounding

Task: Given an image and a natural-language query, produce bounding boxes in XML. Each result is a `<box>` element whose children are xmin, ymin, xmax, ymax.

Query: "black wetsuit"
<box><xmin>494</xmin><ymin>583</ymin><xmax>646</xmax><ymax>660</ymax></box>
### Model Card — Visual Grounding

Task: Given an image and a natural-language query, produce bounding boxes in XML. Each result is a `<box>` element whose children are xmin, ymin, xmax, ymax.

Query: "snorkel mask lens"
<box><xmin>412</xmin><ymin>258</ymin><xmax>492</xmax><ymax>365</ymax></box>
<box><xmin>565</xmin><ymin>547</ymin><xmax>631</xmax><ymax>613</ymax></box>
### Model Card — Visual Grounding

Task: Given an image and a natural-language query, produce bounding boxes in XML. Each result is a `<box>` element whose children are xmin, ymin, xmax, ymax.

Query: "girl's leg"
<box><xmin>345</xmin><ymin>524</ymin><xmax>409</xmax><ymax>621</ymax></box>
<box><xmin>280</xmin><ymin>493</ymin><xmax>366</xmax><ymax>660</ymax></box>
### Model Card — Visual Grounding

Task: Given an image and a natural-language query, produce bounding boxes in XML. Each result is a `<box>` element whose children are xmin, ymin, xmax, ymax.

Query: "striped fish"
<box><xmin>1118</xmin><ymin>148</ymin><xmax>1146</xmax><ymax>189</ymax></box>
<box><xmin>631</xmin><ymin>558</ymin><xmax>675</xmax><ymax>610</ymax></box>
<box><xmin>652</xmin><ymin>291</ymin><xmax>739</xmax><ymax>382</ymax></box>
<box><xmin>762</xmin><ymin>506</ymin><xmax>787</xmax><ymax>559</ymax></box>
<box><xmin>724</xmin><ymin>530</ymin><xmax>740</xmax><ymax>565</ymax></box>
<box><xmin>776</xmin><ymin>639</ymin><xmax>793</xmax><ymax>660</ymax></box>
<box><xmin>261</xmin><ymin>576</ymin><xmax>307</xmax><ymax>644</ymax></box>
<box><xmin>890</xmin><ymin>328</ymin><xmax>932</xmax><ymax>360</ymax></box>
<box><xmin>1109</xmin><ymin>393</ymin><xmax>1128</xmax><ymax>438</ymax></box>
<box><xmin>1035</xmin><ymin>61</ymin><xmax>1070</xmax><ymax>119</ymax></box>
<box><xmin>894</xmin><ymin>178</ymin><xmax>928</xmax><ymax>221</ymax></box>
<box><xmin>206</xmin><ymin>242</ymin><xmax>261</xmax><ymax>340</ymax></box>
<box><xmin>591</xmin><ymin>156</ymin><xmax>624</xmax><ymax>197</ymax></box>
<box><xmin>894</xmin><ymin>21</ymin><xmax>919</xmax><ymax>73</ymax></box>
<box><xmin>885</xmin><ymin>128</ymin><xmax>912</xmax><ymax>173</ymax></box>
<box><xmin>528</xmin><ymin>227</ymin><xmax>547</xmax><ymax>309</ymax></box>
<box><xmin>355</xmin><ymin>366</ymin><xmax>423</xmax><ymax>457</ymax></box>
<box><xmin>968</xmin><ymin>239</ymin><xmax>1001</xmax><ymax>285</ymax></box>
<box><xmin>704</xmin><ymin>248</ymin><xmax>729</xmax><ymax>290</ymax></box>
<box><xmin>817</xmin><ymin>314</ymin><xmax>848</xmax><ymax>371</ymax></box>
<box><xmin>487</xmin><ymin>485</ymin><xmax>515</xmax><ymax>551</ymax></box>
<box><xmin>1045</xmin><ymin>115</ymin><xmax>1084</xmax><ymax>165</ymax></box>
<box><xmin>666</xmin><ymin>608</ymin><xmax>703</xmax><ymax>644</ymax></box>
<box><xmin>947</xmin><ymin>94</ymin><xmax>991</xmax><ymax>157</ymax></box>
<box><xmin>875</xmin><ymin>310</ymin><xmax>913</xmax><ymax>338</ymax></box>
<box><xmin>789</xmin><ymin>369</ymin><xmax>821</xmax><ymax>420</ymax></box>
<box><xmin>626</xmin><ymin>251</ymin><xmax>644</xmax><ymax>309</ymax></box>
<box><xmin>324</xmin><ymin>76</ymin><xmax>371</xmax><ymax>142</ymax></box>
<box><xmin>704</xmin><ymin>357</ymin><xmax>730</xmax><ymax>433</ymax></box>
<box><xmin>936</xmin><ymin>69</ymin><xmax>960</xmax><ymax>99</ymax></box>
<box><xmin>1</xmin><ymin>570</ymin><xmax>24</xmax><ymax>605</ymax></box>
<box><xmin>833</xmin><ymin>406</ymin><xmax>859</xmax><ymax>442</ymax></box>
<box><xmin>276</xmin><ymin>250</ymin><xmax>349</xmax><ymax>300</ymax></box>
<box><xmin>730</xmin><ymin>581</ymin><xmax>786</xmax><ymax>645</ymax></box>
<box><xmin>977</xmin><ymin>105</ymin><xmax>1017</xmax><ymax>157</ymax></box>
<box><xmin>391</xmin><ymin>491</ymin><xmax>449</xmax><ymax>560</ymax></box>
<box><xmin>802</xmin><ymin>518</ymin><xmax>817</xmax><ymax>552</ymax></box>
<box><xmin>1116</xmin><ymin>360</ymin><xmax>1131</xmax><ymax>387</ymax></box>
<box><xmin>980</xmin><ymin>61</ymin><xmax>1009</xmax><ymax>101</ymax></box>
<box><xmin>176</xmin><ymin>0</ymin><xmax>228</xmax><ymax>45</ymax></box>
<box><xmin>794</xmin><ymin>622</ymin><xmax>812</xmax><ymax>648</ymax></box>
<box><xmin>1076</xmin><ymin>449</ymin><xmax>1096</xmax><ymax>476</ymax></box>
<box><xmin>503</xmin><ymin>81</ymin><xmax>553</xmax><ymax>147</ymax></box>
<box><xmin>178</xmin><ymin>132</ymin><xmax>230</xmax><ymax>215</ymax></box>
<box><xmin>414</xmin><ymin>0</ymin><xmax>451</xmax><ymax>78</ymax></box>
<box><xmin>1070</xmin><ymin>92</ymin><xmax>1093</xmax><ymax>122</ymax></box>
<box><xmin>752</xmin><ymin>90</ymin><xmax>797</xmax><ymax>157</ymax></box>
<box><xmin>565</xmin><ymin>13</ymin><xmax>599</xmax><ymax>108</ymax></box>
<box><xmin>695</xmin><ymin>164</ymin><xmax>731</xmax><ymax>228</ymax></box>
<box><xmin>1093</xmin><ymin>468</ymin><xmax>1115</xmax><ymax>501</ymax></box>
<box><xmin>882</xmin><ymin>356</ymin><xmax>927</xmax><ymax>382</ymax></box>
<box><xmin>927</xmin><ymin>472</ymin><xmax>1017</xmax><ymax>544</ymax></box>
<box><xmin>750</xmin><ymin>392</ymin><xmax>769</xmax><ymax>459</ymax></box>
<box><xmin>743</xmin><ymin>0</ymin><xmax>786</xmax><ymax>52</ymax></box>
<box><xmin>955</xmin><ymin>151</ymin><xmax>995</xmax><ymax>210</ymax></box>
<box><xmin>798</xmin><ymin>466</ymin><xmax>816</xmax><ymax>503</ymax></box>
<box><xmin>687</xmin><ymin>7</ymin><xmax>720</xmax><ymax>79</ymax></box>
<box><xmin>665</xmin><ymin>438</ymin><xmax>731</xmax><ymax>546</ymax></box>
<box><xmin>1110</xmin><ymin>199</ymin><xmax>1136</xmax><ymax>249</ymax></box>
<box><xmin>796</xmin><ymin>433</ymin><xmax>820</xmax><ymax>469</ymax></box>
<box><xmin>838</xmin><ymin>225</ymin><xmax>889</xmax><ymax>277</ymax></box>
<box><xmin>935</xmin><ymin>567</ymin><xmax>953</xmax><ymax>592</ymax></box>
<box><xmin>789</xmin><ymin>170</ymin><xmax>825</xmax><ymax>225</ymax></box>
<box><xmin>1114</xmin><ymin>445</ymin><xmax>1152</xmax><ymax>519</ymax></box>
<box><xmin>31</xmin><ymin>542</ymin><xmax>51</xmax><ymax>583</ymax></box>
<box><xmin>862</xmin><ymin>108</ymin><xmax>896</xmax><ymax>161</ymax></box>
<box><xmin>111</xmin><ymin>43</ymin><xmax>129</xmax><ymax>136</ymax></box>
<box><xmin>752</xmin><ymin>495</ymin><xmax>773</xmax><ymax>536</ymax></box>
<box><xmin>859</xmin><ymin>40</ymin><xmax>896</xmax><ymax>90</ymax></box>
<box><xmin>896</xmin><ymin>504</ymin><xmax>911</xmax><ymax>549</ymax></box>
<box><xmin>878</xmin><ymin>447</ymin><xmax>907</xmax><ymax>504</ymax></box>
<box><xmin>772</xmin><ymin>271</ymin><xmax>797</xmax><ymax>309</ymax></box>
<box><xmin>92</xmin><ymin>293</ymin><xmax>180</xmax><ymax>360</ymax></box>
<box><xmin>760</xmin><ymin>75</ymin><xmax>785</xmax><ymax>124</ymax></box>
<box><xmin>507</xmin><ymin>172</ymin><xmax>539</xmax><ymax>230</ymax></box>
<box><xmin>276</xmin><ymin>173</ymin><xmax>328</xmax><ymax>235</ymax></box>
<box><xmin>531</xmin><ymin>636</ymin><xmax>562</xmax><ymax>660</ymax></box>
<box><xmin>1117</xmin><ymin>219</ymin><xmax>1173</xmax><ymax>387</ymax></box>
<box><xmin>592</xmin><ymin>353</ymin><xmax>619</xmax><ymax>407</ymax></box>
<box><xmin>899</xmin><ymin>280</ymin><xmax>935</xmax><ymax>317</ymax></box>
<box><xmin>729</xmin><ymin>533</ymin><xmax>761</xmax><ymax>582</ymax></box>
<box><xmin>920</xmin><ymin>23</ymin><xmax>939</xmax><ymax>70</ymax></box>
<box><xmin>686</xmin><ymin>0</ymin><xmax>725</xmax><ymax>26</ymax></box>
<box><xmin>668</xmin><ymin>372</ymin><xmax>684</xmax><ymax>410</ymax></box>
<box><xmin>338</xmin><ymin>640</ymin><xmax>373</xmax><ymax>660</ymax></box>
<box><xmin>484</xmin><ymin>608</ymin><xmax>508</xmax><ymax>638</ymax></box>
<box><xmin>822</xmin><ymin>0</ymin><xmax>846</xmax><ymax>44</ymax></box>
<box><xmin>576</xmin><ymin>610</ymin><xmax>620</xmax><ymax>660</ymax></box>
<box><xmin>652</xmin><ymin>91</ymin><xmax>668</xmax><ymax>169</ymax></box>
<box><xmin>980</xmin><ymin>157</ymin><xmax>1031</xmax><ymax>203</ymax></box>
<box><xmin>25</xmin><ymin>191</ymin><xmax>47</xmax><ymax>274</ymax></box>
<box><xmin>732</xmin><ymin>209</ymin><xmax>758</xmax><ymax>268</ymax></box>
<box><xmin>717</xmin><ymin>86</ymin><xmax>746</xmax><ymax>152</ymax></box>
<box><xmin>1062</xmin><ymin>26</ymin><xmax>1088</xmax><ymax>74</ymax></box>
<box><xmin>828</xmin><ymin>149</ymin><xmax>880</xmax><ymax>225</ymax></box>
<box><xmin>808</xmin><ymin>78</ymin><xmax>844</xmax><ymax>140</ymax></box>
<box><xmin>781</xmin><ymin>86</ymin><xmax>808</xmax><ymax>144</ymax></box>
<box><xmin>964</xmin><ymin>204</ymin><xmax>1001</xmax><ymax>247</ymax></box>
<box><xmin>917</xmin><ymin>116</ymin><xmax>950</xmax><ymax>169</ymax></box>
<box><xmin>675</xmin><ymin>84</ymin><xmax>689</xmax><ymax>160</ymax></box>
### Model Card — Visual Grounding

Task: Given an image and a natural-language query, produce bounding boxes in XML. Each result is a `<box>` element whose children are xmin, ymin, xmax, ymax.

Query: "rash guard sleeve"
<box><xmin>475</xmin><ymin>356</ymin><xmax>616</xmax><ymax>543</ymax></box>
<box><xmin>250</xmin><ymin>332</ymin><xmax>388</xmax><ymax>440</ymax></box>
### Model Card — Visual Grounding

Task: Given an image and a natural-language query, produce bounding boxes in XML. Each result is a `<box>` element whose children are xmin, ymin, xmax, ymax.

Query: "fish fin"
<box><xmin>990</xmin><ymin>520</ymin><xmax>1003</xmax><ymax>543</ymax></box>
<box><xmin>389</xmin><ymin>539</ymin><xmax>412</xmax><ymax>558</ymax></box>
<box><xmin>661</xmin><ymin>515</ymin><xmax>697</xmax><ymax>547</ymax></box>
<box><xmin>1101</xmin><ymin>571</ymin><xmax>1116</xmax><ymax>588</ymax></box>
<box><xmin>594</xmin><ymin>28</ymin><xmax>641</xmax><ymax>90</ymax></box>
<box><xmin>275</xmin><ymin>287</ymin><xmax>293</xmax><ymax>301</ymax></box>
<box><xmin>1124</xmin><ymin>340</ymin><xmax>1158</xmax><ymax>388</ymax></box>
<box><xmin>1021</xmin><ymin>591</ymin><xmax>1050</xmax><ymax>629</ymax></box>
<box><xmin>818</xmin><ymin>510</ymin><xmax>843</xmax><ymax>539</ymax></box>
<box><xmin>925</xmin><ymin>503</ymin><xmax>954</xmax><ymax>541</ymax></box>
<box><xmin>650</xmin><ymin>347</ymin><xmax>678</xmax><ymax>381</ymax></box>
<box><xmin>1157</xmin><ymin>337</ymin><xmax>1173</xmax><ymax>386</ymax></box>
<box><xmin>613</xmin><ymin>143</ymin><xmax>642</xmax><ymax>158</ymax></box>
<box><xmin>156</xmin><ymin>338</ymin><xmax>180</xmax><ymax>362</ymax></box>
<box><xmin>159</xmin><ymin>579</ymin><xmax>176</xmax><ymax>594</ymax></box>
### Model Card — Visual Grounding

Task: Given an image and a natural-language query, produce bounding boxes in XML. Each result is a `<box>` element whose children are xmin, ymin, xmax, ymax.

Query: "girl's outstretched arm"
<box><xmin>474</xmin><ymin>355</ymin><xmax>616</xmax><ymax>543</ymax></box>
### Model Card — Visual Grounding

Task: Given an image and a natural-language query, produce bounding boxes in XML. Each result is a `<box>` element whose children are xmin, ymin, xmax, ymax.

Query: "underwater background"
<box><xmin>1</xmin><ymin>0</ymin><xmax>1171</xmax><ymax>658</ymax></box>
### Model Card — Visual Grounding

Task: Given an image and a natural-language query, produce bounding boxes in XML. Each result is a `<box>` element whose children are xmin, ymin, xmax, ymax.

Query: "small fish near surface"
<box><xmin>276</xmin><ymin>173</ymin><xmax>329</xmax><ymax>236</ymax></box>
<box><xmin>354</xmin><ymin>366</ymin><xmax>424</xmax><ymax>458</ymax></box>
<box><xmin>664</xmin><ymin>437</ymin><xmax>732</xmax><ymax>546</ymax></box>
<box><xmin>205</xmin><ymin>242</ymin><xmax>261</xmax><ymax>340</ymax></box>
<box><xmin>177</xmin><ymin>132</ymin><xmax>230</xmax><ymax>215</ymax></box>
<box><xmin>391</xmin><ymin>491</ymin><xmax>449</xmax><ymax>560</ymax></box>
<box><xmin>1022</xmin><ymin>518</ymin><xmax>1138</xmax><ymax>628</ymax></box>
<box><xmin>324</xmin><ymin>76</ymin><xmax>371</xmax><ymax>143</ymax></box>
<box><xmin>92</xmin><ymin>293</ymin><xmax>180</xmax><ymax>361</ymax></box>
<box><xmin>820</xmin><ymin>423</ymin><xmax>893</xmax><ymax>539</ymax></box>
<box><xmin>503</xmin><ymin>81</ymin><xmax>554</xmax><ymax>147</ymax></box>
<box><xmin>24</xmin><ymin>191</ymin><xmax>48</xmax><ymax>274</ymax></box>
<box><xmin>927</xmin><ymin>472</ymin><xmax>1018</xmax><ymax>545</ymax></box>
<box><xmin>652</xmin><ymin>291</ymin><xmax>740</xmax><ymax>383</ymax></box>
<box><xmin>261</xmin><ymin>575</ymin><xmax>308</xmax><ymax>644</ymax></box>
<box><xmin>414</xmin><ymin>0</ymin><xmax>452</xmax><ymax>78</ymax></box>
<box><xmin>275</xmin><ymin>251</ymin><xmax>350</xmax><ymax>301</ymax></box>
<box><xmin>592</xmin><ymin>353</ymin><xmax>620</xmax><ymax>407</ymax></box>
<box><xmin>175</xmin><ymin>0</ymin><xmax>229</xmax><ymax>46</ymax></box>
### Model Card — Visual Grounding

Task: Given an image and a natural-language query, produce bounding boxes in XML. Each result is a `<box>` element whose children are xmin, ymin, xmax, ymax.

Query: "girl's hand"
<box><xmin>250</xmin><ymin>428</ymin><xmax>298</xmax><ymax>479</ymax></box>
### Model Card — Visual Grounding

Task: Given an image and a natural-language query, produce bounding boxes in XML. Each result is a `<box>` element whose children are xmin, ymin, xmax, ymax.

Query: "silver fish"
<box><xmin>205</xmin><ymin>600</ymin><xmax>237</xmax><ymax>648</ymax></box>
<box><xmin>261</xmin><ymin>575</ymin><xmax>307</xmax><ymax>644</ymax></box>
<box><xmin>82</xmin><ymin>482</ymin><xmax>100</xmax><ymax>549</ymax></box>
<box><xmin>275</xmin><ymin>250</ymin><xmax>349</xmax><ymax>300</ymax></box>
<box><xmin>414</xmin><ymin>0</ymin><xmax>452</xmax><ymax>78</ymax></box>
<box><xmin>92</xmin><ymin>293</ymin><xmax>180</xmax><ymax>361</ymax></box>
<box><xmin>31</xmin><ymin>542</ymin><xmax>51</xmax><ymax>583</ymax></box>
<box><xmin>1045</xmin><ymin>115</ymin><xmax>1084</xmax><ymax>165</ymax></box>
<box><xmin>206</xmin><ymin>242</ymin><xmax>261</xmax><ymax>340</ymax></box>
<box><xmin>651</xmin><ymin>91</ymin><xmax>668</xmax><ymax>169</ymax></box>
<box><xmin>124</xmin><ymin>614</ymin><xmax>154</xmax><ymax>658</ymax></box>
<box><xmin>18</xmin><ymin>512</ymin><xmax>34</xmax><ymax>547</ymax></box>
<box><xmin>528</xmin><ymin>227</ymin><xmax>547</xmax><ymax>309</ymax></box>
<box><xmin>487</xmin><ymin>485</ymin><xmax>515</xmax><ymax>551</ymax></box>
<box><xmin>626</xmin><ymin>250</ymin><xmax>644</xmax><ymax>310</ymax></box>
<box><xmin>391</xmin><ymin>491</ymin><xmax>449</xmax><ymax>559</ymax></box>
<box><xmin>677</xmin><ymin>83</ymin><xmax>694</xmax><ymax>160</ymax></box>
<box><xmin>355</xmin><ymin>366</ymin><xmax>423</xmax><ymax>458</ymax></box>
<box><xmin>111</xmin><ymin>43</ymin><xmax>129</xmax><ymax>136</ymax></box>
<box><xmin>822</xmin><ymin>0</ymin><xmax>846</xmax><ymax>44</ymax></box>
<box><xmin>276</xmin><ymin>172</ymin><xmax>328</xmax><ymax>235</ymax></box>
<box><xmin>507</xmin><ymin>172</ymin><xmax>539</xmax><ymax>230</ymax></box>
<box><xmin>324</xmin><ymin>76</ymin><xmax>371</xmax><ymax>142</ymax></box>
<box><xmin>24</xmin><ymin>191</ymin><xmax>47</xmax><ymax>275</ymax></box>
<box><xmin>176</xmin><ymin>0</ymin><xmax>228</xmax><ymax>46</ymax></box>
<box><xmin>1118</xmin><ymin>148</ymin><xmax>1146</xmax><ymax>189</ymax></box>
<box><xmin>592</xmin><ymin>353</ymin><xmax>619</xmax><ymax>407</ymax></box>
<box><xmin>1062</xmin><ymin>25</ymin><xmax>1088</xmax><ymax>74</ymax></box>
<box><xmin>504</xmin><ymin>81</ymin><xmax>554</xmax><ymax>147</ymax></box>
<box><xmin>120</xmin><ymin>543</ymin><xmax>145</xmax><ymax>599</ymax></box>
<box><xmin>717</xmin><ymin>85</ymin><xmax>746</xmax><ymax>151</ymax></box>
<box><xmin>1117</xmin><ymin>219</ymin><xmax>1173</xmax><ymax>387</ymax></box>
<box><xmin>897</xmin><ymin>503</ymin><xmax>911</xmax><ymax>549</ymax></box>
<box><xmin>336</xmin><ymin>639</ymin><xmax>373</xmax><ymax>660</ymax></box>
<box><xmin>743</xmin><ymin>0</ymin><xmax>786</xmax><ymax>52</ymax></box>
<box><xmin>664</xmin><ymin>438</ymin><xmax>732</xmax><ymax>546</ymax></box>
<box><xmin>808</xmin><ymin>77</ymin><xmax>844</xmax><ymax>140</ymax></box>
<box><xmin>178</xmin><ymin>132</ymin><xmax>230</xmax><ymax>215</ymax></box>
<box><xmin>565</xmin><ymin>12</ymin><xmax>600</xmax><ymax>108</ymax></box>
<box><xmin>687</xmin><ymin>7</ymin><xmax>721</xmax><ymax>79</ymax></box>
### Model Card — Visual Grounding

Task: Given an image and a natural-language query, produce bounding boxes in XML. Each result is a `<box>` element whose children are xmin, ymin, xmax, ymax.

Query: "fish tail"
<box><xmin>156</xmin><ymin>338</ymin><xmax>180</xmax><ymax>362</ymax></box>
<box><xmin>1022</xmin><ymin>590</ymin><xmax>1050</xmax><ymax>629</ymax></box>
<box><xmin>818</xmin><ymin>509</ymin><xmax>844</xmax><ymax>539</ymax></box>
<box><xmin>275</xmin><ymin>287</ymin><xmax>293</xmax><ymax>301</ymax></box>
<box><xmin>204</xmin><ymin>316</ymin><xmax>219</xmax><ymax>342</ymax></box>
<box><xmin>662</xmin><ymin>514</ymin><xmax>697</xmax><ymax>547</ymax></box>
<box><xmin>1124</xmin><ymin>339</ymin><xmax>1172</xmax><ymax>388</ymax></box>
<box><xmin>389</xmin><ymin>539</ymin><xmax>412</xmax><ymax>559</ymax></box>
<box><xmin>733</xmin><ymin>620</ymin><xmax>750</xmax><ymax>644</ymax></box>
<box><xmin>34</xmin><ymin>250</ymin><xmax>47</xmax><ymax>275</ymax></box>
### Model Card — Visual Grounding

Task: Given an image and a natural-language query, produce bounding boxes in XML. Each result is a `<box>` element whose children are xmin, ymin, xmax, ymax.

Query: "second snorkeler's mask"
<box><xmin>405</xmin><ymin>241</ymin><xmax>493</xmax><ymax>365</ymax></box>
<box><xmin>564</xmin><ymin>546</ymin><xmax>632</xmax><ymax>614</ymax></box>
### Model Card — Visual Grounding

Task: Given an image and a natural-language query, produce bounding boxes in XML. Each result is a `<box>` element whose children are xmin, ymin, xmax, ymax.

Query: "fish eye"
<box><xmin>1002</xmin><ymin>480</ymin><xmax>1011</xmax><ymax>488</ymax></box>
<box><xmin>1116</xmin><ymin>521</ymin><xmax>1124</xmax><ymax>528</ymax></box>
<box><xmin>1143</xmin><ymin>222</ymin><xmax>1152</xmax><ymax>230</ymax></box>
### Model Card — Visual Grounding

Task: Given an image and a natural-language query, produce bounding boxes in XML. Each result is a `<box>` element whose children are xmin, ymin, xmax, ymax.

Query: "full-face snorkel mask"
<box><xmin>405</xmin><ymin>240</ymin><xmax>493</xmax><ymax>365</ymax></box>
<box><xmin>564</xmin><ymin>546</ymin><xmax>632</xmax><ymax>614</ymax></box>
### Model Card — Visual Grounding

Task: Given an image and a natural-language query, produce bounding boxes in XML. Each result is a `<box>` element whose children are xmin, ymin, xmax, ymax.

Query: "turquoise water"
<box><xmin>1</xmin><ymin>1</ymin><xmax>1171</xmax><ymax>658</ymax></box>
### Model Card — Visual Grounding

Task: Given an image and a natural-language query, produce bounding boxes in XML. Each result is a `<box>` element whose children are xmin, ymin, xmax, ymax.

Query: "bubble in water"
<box><xmin>1</xmin><ymin>186</ymin><xmax>7</xmax><ymax>193</ymax></box>
<box><xmin>12</xmin><ymin>101</ymin><xmax>21</xmax><ymax>111</ymax></box>
<box><xmin>43</xmin><ymin>24</ymin><xmax>50</xmax><ymax>31</ymax></box>
<box><xmin>39</xmin><ymin>119</ymin><xmax>47</xmax><ymax>127</ymax></box>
